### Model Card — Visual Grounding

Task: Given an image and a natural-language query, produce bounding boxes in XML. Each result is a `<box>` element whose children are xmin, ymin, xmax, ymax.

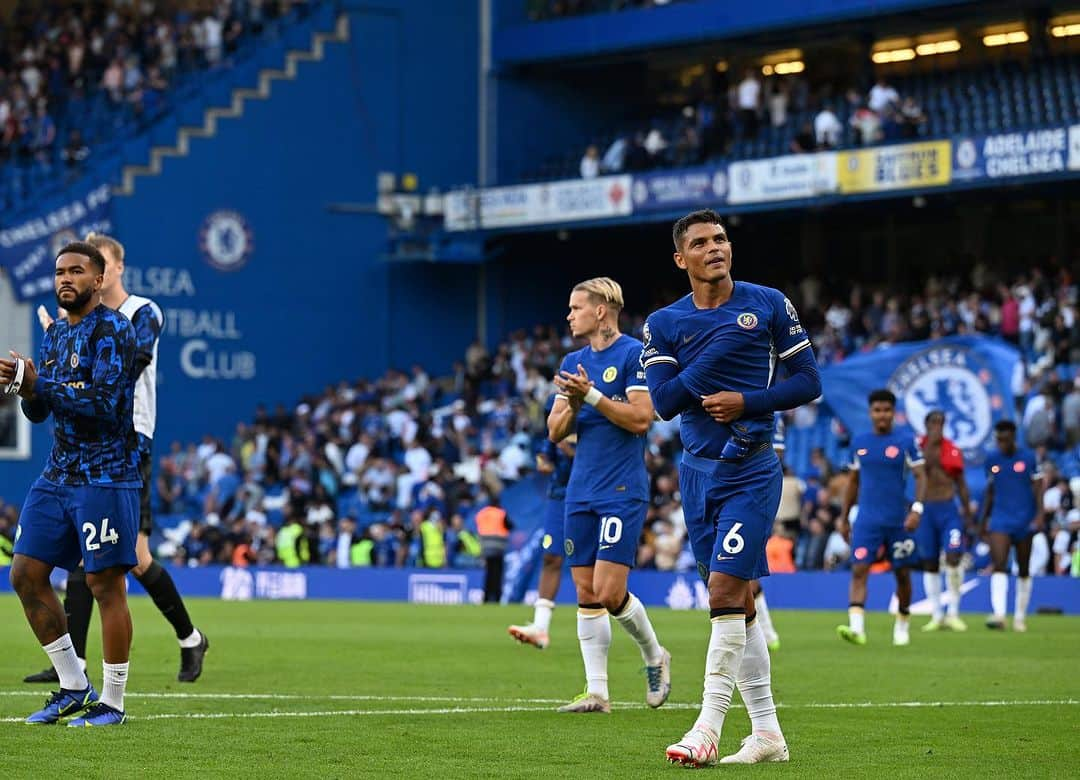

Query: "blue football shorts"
<box><xmin>563</xmin><ymin>497</ymin><xmax>647</xmax><ymax>568</ymax></box>
<box><xmin>915</xmin><ymin>499</ymin><xmax>965</xmax><ymax>561</ymax></box>
<box><xmin>851</xmin><ymin>514</ymin><xmax>918</xmax><ymax>568</ymax></box>
<box><xmin>14</xmin><ymin>477</ymin><xmax>139</xmax><ymax>573</ymax></box>
<box><xmin>679</xmin><ymin>448</ymin><xmax>782</xmax><ymax>582</ymax></box>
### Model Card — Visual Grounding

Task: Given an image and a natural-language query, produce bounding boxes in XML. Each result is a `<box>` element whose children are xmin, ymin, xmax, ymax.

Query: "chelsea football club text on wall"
<box><xmin>124</xmin><ymin>265</ymin><xmax>256</xmax><ymax>381</ymax></box>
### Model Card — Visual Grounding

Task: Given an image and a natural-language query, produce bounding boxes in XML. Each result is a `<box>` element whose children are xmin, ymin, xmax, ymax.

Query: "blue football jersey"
<box><xmin>557</xmin><ymin>334</ymin><xmax>649</xmax><ymax>503</ymax></box>
<box><xmin>985</xmin><ymin>448</ymin><xmax>1040</xmax><ymax>524</ymax></box>
<box><xmin>21</xmin><ymin>304</ymin><xmax>141</xmax><ymax>486</ymax></box>
<box><xmin>850</xmin><ymin>429</ymin><xmax>924</xmax><ymax>524</ymax></box>
<box><xmin>642</xmin><ymin>282</ymin><xmax>811</xmax><ymax>459</ymax></box>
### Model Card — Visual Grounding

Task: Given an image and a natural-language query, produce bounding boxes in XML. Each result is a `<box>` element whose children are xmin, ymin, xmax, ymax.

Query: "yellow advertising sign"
<box><xmin>837</xmin><ymin>141</ymin><xmax>951</xmax><ymax>193</ymax></box>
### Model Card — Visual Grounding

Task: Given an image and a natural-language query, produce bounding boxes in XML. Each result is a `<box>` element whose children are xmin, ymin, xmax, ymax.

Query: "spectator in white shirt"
<box><xmin>868</xmin><ymin>76</ymin><xmax>900</xmax><ymax>114</ymax></box>
<box><xmin>814</xmin><ymin>106</ymin><xmax>842</xmax><ymax>148</ymax></box>
<box><xmin>736</xmin><ymin>69</ymin><xmax>761</xmax><ymax>139</ymax></box>
<box><xmin>580</xmin><ymin>144</ymin><xmax>600</xmax><ymax>179</ymax></box>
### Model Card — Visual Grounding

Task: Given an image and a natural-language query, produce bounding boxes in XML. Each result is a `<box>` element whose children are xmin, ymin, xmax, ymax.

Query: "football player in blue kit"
<box><xmin>979</xmin><ymin>419</ymin><xmax>1044</xmax><ymax>631</ymax></box>
<box><xmin>547</xmin><ymin>277</ymin><xmax>671</xmax><ymax>714</ymax></box>
<box><xmin>642</xmin><ymin>210</ymin><xmax>821</xmax><ymax>766</ymax></box>
<box><xmin>836</xmin><ymin>389</ymin><xmax>926</xmax><ymax>648</ymax></box>
<box><xmin>1</xmin><ymin>243</ymin><xmax>139</xmax><ymax>727</ymax></box>
<box><xmin>508</xmin><ymin>396</ymin><xmax>575</xmax><ymax>649</ymax></box>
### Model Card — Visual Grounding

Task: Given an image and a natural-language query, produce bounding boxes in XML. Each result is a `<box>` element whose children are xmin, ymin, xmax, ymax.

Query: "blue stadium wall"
<box><xmin>0</xmin><ymin>1</ymin><xmax>480</xmax><ymax>499</ymax></box>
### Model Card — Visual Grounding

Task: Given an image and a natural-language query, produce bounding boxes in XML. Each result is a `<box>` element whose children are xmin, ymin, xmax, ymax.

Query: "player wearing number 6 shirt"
<box><xmin>836</xmin><ymin>389</ymin><xmax>926</xmax><ymax>649</ymax></box>
<box><xmin>0</xmin><ymin>242</ymin><xmax>138</xmax><ymax>727</ymax></box>
<box><xmin>642</xmin><ymin>210</ymin><xmax>821</xmax><ymax>767</ymax></box>
<box><xmin>547</xmin><ymin>277</ymin><xmax>671</xmax><ymax>715</ymax></box>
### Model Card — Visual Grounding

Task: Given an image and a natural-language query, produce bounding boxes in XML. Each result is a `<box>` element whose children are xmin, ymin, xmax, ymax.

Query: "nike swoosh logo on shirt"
<box><xmin>44</xmin><ymin>360</ymin><xmax>55</xmax><ymax>367</ymax></box>
<box><xmin>682</xmin><ymin>332</ymin><xmax>700</xmax><ymax>344</ymax></box>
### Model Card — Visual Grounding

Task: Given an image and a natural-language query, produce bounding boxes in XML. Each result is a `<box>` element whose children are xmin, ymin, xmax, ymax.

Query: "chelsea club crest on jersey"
<box><xmin>200</xmin><ymin>210</ymin><xmax>254</xmax><ymax>272</ymax></box>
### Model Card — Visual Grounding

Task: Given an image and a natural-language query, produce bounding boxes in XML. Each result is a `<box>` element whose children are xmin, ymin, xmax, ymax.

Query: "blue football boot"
<box><xmin>25</xmin><ymin>684</ymin><xmax>98</xmax><ymax>724</ymax></box>
<box><xmin>67</xmin><ymin>702</ymin><xmax>126</xmax><ymax>727</ymax></box>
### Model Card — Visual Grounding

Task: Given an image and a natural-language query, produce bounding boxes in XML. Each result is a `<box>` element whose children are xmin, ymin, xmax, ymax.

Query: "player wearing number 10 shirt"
<box><xmin>2</xmin><ymin>242</ymin><xmax>139</xmax><ymax>727</ymax></box>
<box><xmin>643</xmin><ymin>211</ymin><xmax>821</xmax><ymax>767</ymax></box>
<box><xmin>547</xmin><ymin>277</ymin><xmax>671</xmax><ymax>715</ymax></box>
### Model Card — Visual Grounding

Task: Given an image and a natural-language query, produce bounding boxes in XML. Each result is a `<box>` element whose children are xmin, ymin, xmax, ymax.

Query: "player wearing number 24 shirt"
<box><xmin>0</xmin><ymin>242</ymin><xmax>139</xmax><ymax>727</ymax></box>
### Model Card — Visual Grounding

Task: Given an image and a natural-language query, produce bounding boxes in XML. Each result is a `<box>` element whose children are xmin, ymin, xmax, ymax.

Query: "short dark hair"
<box><xmin>56</xmin><ymin>241</ymin><xmax>106</xmax><ymax>274</ymax></box>
<box><xmin>868</xmin><ymin>389</ymin><xmax>896</xmax><ymax>406</ymax></box>
<box><xmin>994</xmin><ymin>419</ymin><xmax>1017</xmax><ymax>434</ymax></box>
<box><xmin>672</xmin><ymin>209</ymin><xmax>725</xmax><ymax>250</ymax></box>
<box><xmin>925</xmin><ymin>410</ymin><xmax>945</xmax><ymax>425</ymax></box>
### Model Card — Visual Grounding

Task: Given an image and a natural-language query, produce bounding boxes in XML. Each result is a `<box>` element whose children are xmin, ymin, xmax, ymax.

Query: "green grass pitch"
<box><xmin>0</xmin><ymin>596</ymin><xmax>1076</xmax><ymax>778</ymax></box>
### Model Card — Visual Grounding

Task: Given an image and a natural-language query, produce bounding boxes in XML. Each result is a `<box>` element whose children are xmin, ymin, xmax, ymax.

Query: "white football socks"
<box><xmin>696</xmin><ymin>616</ymin><xmax>746</xmax><ymax>735</ymax></box>
<box><xmin>611</xmin><ymin>593</ymin><xmax>663</xmax><ymax>665</ymax></box>
<box><xmin>1015</xmin><ymin>577</ymin><xmax>1032</xmax><ymax>622</ymax></box>
<box><xmin>945</xmin><ymin>564</ymin><xmax>963</xmax><ymax>618</ymax></box>
<box><xmin>923</xmin><ymin>572</ymin><xmax>944</xmax><ymax>621</ymax></box>
<box><xmin>179</xmin><ymin>628</ymin><xmax>203</xmax><ymax>649</ymax></box>
<box><xmin>100</xmin><ymin>661</ymin><xmax>129</xmax><ymax>712</ymax></box>
<box><xmin>738</xmin><ymin>620</ymin><xmax>782</xmax><ymax>736</ymax></box>
<box><xmin>577</xmin><ymin>607</ymin><xmax>611</xmax><ymax>700</ymax></box>
<box><xmin>990</xmin><ymin>572</ymin><xmax>1009</xmax><ymax>618</ymax></box>
<box><xmin>43</xmin><ymin>634</ymin><xmax>90</xmax><ymax>691</ymax></box>
<box><xmin>848</xmin><ymin>606</ymin><xmax>866</xmax><ymax>636</ymax></box>
<box><xmin>533</xmin><ymin>598</ymin><xmax>554</xmax><ymax>633</ymax></box>
<box><xmin>754</xmin><ymin>592</ymin><xmax>779</xmax><ymax>643</ymax></box>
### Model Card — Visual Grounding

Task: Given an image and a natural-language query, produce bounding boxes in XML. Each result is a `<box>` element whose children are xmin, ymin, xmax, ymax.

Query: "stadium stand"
<box><xmin>8</xmin><ymin>256</ymin><xmax>1076</xmax><ymax>577</ymax></box>
<box><xmin>530</xmin><ymin>55</ymin><xmax>1080</xmax><ymax>182</ymax></box>
<box><xmin>0</xmin><ymin>0</ymin><xmax>323</xmax><ymax>213</ymax></box>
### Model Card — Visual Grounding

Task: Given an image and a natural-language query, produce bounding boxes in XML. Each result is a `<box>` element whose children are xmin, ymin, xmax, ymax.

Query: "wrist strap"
<box><xmin>4</xmin><ymin>358</ymin><xmax>25</xmax><ymax>396</ymax></box>
<box><xmin>584</xmin><ymin>387</ymin><xmax>603</xmax><ymax>407</ymax></box>
<box><xmin>910</xmin><ymin>501</ymin><xmax>924</xmax><ymax>515</ymax></box>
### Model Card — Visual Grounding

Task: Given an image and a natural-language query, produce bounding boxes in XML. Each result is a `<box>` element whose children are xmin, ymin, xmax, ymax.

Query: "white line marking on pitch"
<box><xmin>0</xmin><ymin>695</ymin><xmax>1074</xmax><ymax>723</ymax></box>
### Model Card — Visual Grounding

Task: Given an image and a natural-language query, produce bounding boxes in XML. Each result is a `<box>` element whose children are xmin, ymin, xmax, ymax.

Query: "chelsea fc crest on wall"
<box><xmin>200</xmin><ymin>210</ymin><xmax>254</xmax><ymax>272</ymax></box>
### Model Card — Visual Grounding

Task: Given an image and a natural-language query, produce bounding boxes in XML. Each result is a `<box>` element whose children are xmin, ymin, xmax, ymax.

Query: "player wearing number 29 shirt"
<box><xmin>642</xmin><ymin>210</ymin><xmax>821</xmax><ymax>767</ymax></box>
<box><xmin>1</xmin><ymin>242</ymin><xmax>139</xmax><ymax>727</ymax></box>
<box><xmin>836</xmin><ymin>388</ymin><xmax>926</xmax><ymax>650</ymax></box>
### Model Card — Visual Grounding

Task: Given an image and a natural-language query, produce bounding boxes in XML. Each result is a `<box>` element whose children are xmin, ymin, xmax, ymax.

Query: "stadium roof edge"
<box><xmin>493</xmin><ymin>0</ymin><xmax>980</xmax><ymax>68</ymax></box>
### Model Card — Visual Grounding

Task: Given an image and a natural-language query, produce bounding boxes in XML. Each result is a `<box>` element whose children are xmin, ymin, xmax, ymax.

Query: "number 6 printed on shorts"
<box><xmin>723</xmin><ymin>522</ymin><xmax>745</xmax><ymax>554</ymax></box>
<box><xmin>82</xmin><ymin>517</ymin><xmax>120</xmax><ymax>552</ymax></box>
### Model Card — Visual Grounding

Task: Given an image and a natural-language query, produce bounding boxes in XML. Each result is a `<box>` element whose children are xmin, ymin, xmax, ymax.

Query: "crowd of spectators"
<box><xmin>527</xmin><ymin>0</ymin><xmax>684</xmax><ymax>23</ymax></box>
<box><xmin>578</xmin><ymin>71</ymin><xmax>928</xmax><ymax>179</ymax></box>
<box><xmin>0</xmin><ymin>0</ymin><xmax>312</xmax><ymax>198</ymax></box>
